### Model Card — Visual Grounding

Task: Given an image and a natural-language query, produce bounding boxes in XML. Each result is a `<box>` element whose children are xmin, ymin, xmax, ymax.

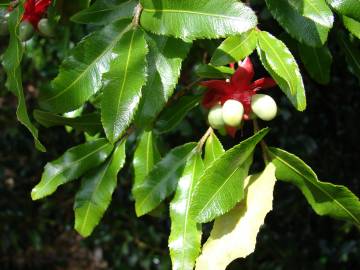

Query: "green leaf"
<box><xmin>327</xmin><ymin>0</ymin><xmax>360</xmax><ymax>21</ymax></box>
<box><xmin>269</xmin><ymin>147</ymin><xmax>360</xmax><ymax>226</ymax></box>
<box><xmin>39</xmin><ymin>20</ymin><xmax>132</xmax><ymax>113</ymax></box>
<box><xmin>265</xmin><ymin>0</ymin><xmax>332</xmax><ymax>47</ymax></box>
<box><xmin>71</xmin><ymin>0</ymin><xmax>137</xmax><ymax>25</ymax></box>
<box><xmin>210</xmin><ymin>29</ymin><xmax>258</xmax><ymax>66</ymax></box>
<box><xmin>140</xmin><ymin>0</ymin><xmax>257</xmax><ymax>41</ymax></box>
<box><xmin>169</xmin><ymin>152</ymin><xmax>203</xmax><ymax>270</ymax></box>
<box><xmin>31</xmin><ymin>138</ymin><xmax>113</xmax><ymax>200</ymax></box>
<box><xmin>257</xmin><ymin>31</ymin><xmax>306</xmax><ymax>111</ymax></box>
<box><xmin>204</xmin><ymin>131</ymin><xmax>224</xmax><ymax>168</ymax></box>
<box><xmin>196</xmin><ymin>163</ymin><xmax>277</xmax><ymax>270</ymax></box>
<box><xmin>155</xmin><ymin>95</ymin><xmax>202</xmax><ymax>134</ymax></box>
<box><xmin>195</xmin><ymin>64</ymin><xmax>234</xmax><ymax>79</ymax></box>
<box><xmin>133</xmin><ymin>142</ymin><xmax>197</xmax><ymax>217</ymax></box>
<box><xmin>34</xmin><ymin>110</ymin><xmax>102</xmax><ymax>135</ymax></box>
<box><xmin>298</xmin><ymin>44</ymin><xmax>332</xmax><ymax>85</ymax></box>
<box><xmin>74</xmin><ymin>140</ymin><xmax>126</xmax><ymax>237</ymax></box>
<box><xmin>337</xmin><ymin>31</ymin><xmax>360</xmax><ymax>82</ymax></box>
<box><xmin>133</xmin><ymin>131</ymin><xmax>161</xmax><ymax>190</ymax></box>
<box><xmin>135</xmin><ymin>33</ymin><xmax>191</xmax><ymax>129</ymax></box>
<box><xmin>343</xmin><ymin>16</ymin><xmax>360</xmax><ymax>39</ymax></box>
<box><xmin>101</xmin><ymin>27</ymin><xmax>148</xmax><ymax>143</ymax></box>
<box><xmin>1</xmin><ymin>6</ymin><xmax>45</xmax><ymax>152</ymax></box>
<box><xmin>191</xmin><ymin>128</ymin><xmax>269</xmax><ymax>223</ymax></box>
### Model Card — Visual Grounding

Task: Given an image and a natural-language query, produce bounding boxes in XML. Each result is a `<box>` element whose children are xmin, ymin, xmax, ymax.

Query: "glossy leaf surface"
<box><xmin>204</xmin><ymin>131</ymin><xmax>224</xmax><ymax>168</ymax></box>
<box><xmin>74</xmin><ymin>140</ymin><xmax>126</xmax><ymax>237</ymax></box>
<box><xmin>265</xmin><ymin>0</ymin><xmax>331</xmax><ymax>47</ymax></box>
<box><xmin>71</xmin><ymin>0</ymin><xmax>137</xmax><ymax>25</ymax></box>
<box><xmin>133</xmin><ymin>143</ymin><xmax>197</xmax><ymax>217</ymax></box>
<box><xmin>196</xmin><ymin>163</ymin><xmax>277</xmax><ymax>270</ymax></box>
<box><xmin>327</xmin><ymin>0</ymin><xmax>360</xmax><ymax>21</ymax></box>
<box><xmin>169</xmin><ymin>153</ymin><xmax>204</xmax><ymax>270</ymax></box>
<box><xmin>2</xmin><ymin>6</ymin><xmax>45</xmax><ymax>151</ymax></box>
<box><xmin>343</xmin><ymin>16</ymin><xmax>360</xmax><ymax>39</ymax></box>
<box><xmin>135</xmin><ymin>33</ymin><xmax>191</xmax><ymax>129</ymax></box>
<box><xmin>31</xmin><ymin>139</ymin><xmax>113</xmax><ymax>200</ymax></box>
<box><xmin>101</xmin><ymin>27</ymin><xmax>148</xmax><ymax>143</ymax></box>
<box><xmin>140</xmin><ymin>0</ymin><xmax>257</xmax><ymax>41</ymax></box>
<box><xmin>257</xmin><ymin>31</ymin><xmax>306</xmax><ymax>111</ymax></box>
<box><xmin>40</xmin><ymin>20</ymin><xmax>132</xmax><ymax>113</ymax></box>
<box><xmin>269</xmin><ymin>147</ymin><xmax>360</xmax><ymax>226</ymax></box>
<box><xmin>210</xmin><ymin>29</ymin><xmax>258</xmax><ymax>66</ymax></box>
<box><xmin>191</xmin><ymin>128</ymin><xmax>269</xmax><ymax>223</ymax></box>
<box><xmin>133</xmin><ymin>131</ymin><xmax>161</xmax><ymax>190</ymax></box>
<box><xmin>34</xmin><ymin>110</ymin><xmax>102</xmax><ymax>135</ymax></box>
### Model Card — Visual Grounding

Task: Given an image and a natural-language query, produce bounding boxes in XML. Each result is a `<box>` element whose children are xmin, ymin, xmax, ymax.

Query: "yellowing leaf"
<box><xmin>195</xmin><ymin>163</ymin><xmax>277</xmax><ymax>270</ymax></box>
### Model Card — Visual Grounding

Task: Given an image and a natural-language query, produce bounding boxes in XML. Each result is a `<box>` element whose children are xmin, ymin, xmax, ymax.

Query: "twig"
<box><xmin>197</xmin><ymin>127</ymin><xmax>213</xmax><ymax>152</ymax></box>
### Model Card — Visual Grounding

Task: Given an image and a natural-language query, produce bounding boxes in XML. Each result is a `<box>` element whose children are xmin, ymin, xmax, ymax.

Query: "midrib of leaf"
<box><xmin>35</xmin><ymin>143</ymin><xmax>110</xmax><ymax>194</ymax></box>
<box><xmin>145</xmin><ymin>133</ymin><xmax>152</xmax><ymax>174</ymax></box>
<box><xmin>180</xmin><ymin>156</ymin><xmax>198</xmax><ymax>268</ymax></box>
<box><xmin>43</xmin><ymin>24</ymin><xmax>132</xmax><ymax>103</ymax></box>
<box><xmin>260</xmin><ymin>34</ymin><xmax>296</xmax><ymax>94</ymax></box>
<box><xmin>275</xmin><ymin>155</ymin><xmax>360</xmax><ymax>225</ymax></box>
<box><xmin>111</xmin><ymin>29</ymin><xmax>136</xmax><ymax>138</ymax></box>
<box><xmin>197</xmin><ymin>163</ymin><xmax>244</xmax><ymax>218</ymax></box>
<box><xmin>143</xmin><ymin>8</ymin><xmax>245</xmax><ymax>20</ymax></box>
<box><xmin>224</xmin><ymin>33</ymin><xmax>253</xmax><ymax>55</ymax></box>
<box><xmin>137</xmin><ymin>150</ymin><xmax>194</xmax><ymax>211</ymax></box>
<box><xmin>80</xmin><ymin>161</ymin><xmax>111</xmax><ymax>233</ymax></box>
<box><xmin>36</xmin><ymin>115</ymin><xmax>101</xmax><ymax>126</ymax></box>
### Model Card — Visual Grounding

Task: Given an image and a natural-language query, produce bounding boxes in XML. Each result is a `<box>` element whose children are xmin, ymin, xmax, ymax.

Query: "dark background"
<box><xmin>1</xmin><ymin>1</ymin><xmax>359</xmax><ymax>269</ymax></box>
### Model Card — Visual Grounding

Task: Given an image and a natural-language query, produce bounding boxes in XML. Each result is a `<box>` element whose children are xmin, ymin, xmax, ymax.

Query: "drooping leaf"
<box><xmin>133</xmin><ymin>131</ymin><xmax>161</xmax><ymax>190</ymax></box>
<box><xmin>39</xmin><ymin>20</ymin><xmax>132</xmax><ymax>113</ymax></box>
<box><xmin>195</xmin><ymin>163</ymin><xmax>277</xmax><ymax>270</ymax></box>
<box><xmin>204</xmin><ymin>131</ymin><xmax>224</xmax><ymax>168</ymax></box>
<box><xmin>337</xmin><ymin>32</ymin><xmax>360</xmax><ymax>82</ymax></box>
<box><xmin>31</xmin><ymin>138</ymin><xmax>113</xmax><ymax>200</ymax></box>
<box><xmin>133</xmin><ymin>142</ymin><xmax>197</xmax><ymax>217</ymax></box>
<box><xmin>101</xmin><ymin>27</ymin><xmax>148</xmax><ymax>143</ymax></box>
<box><xmin>34</xmin><ymin>110</ymin><xmax>102</xmax><ymax>135</ymax></box>
<box><xmin>195</xmin><ymin>64</ymin><xmax>234</xmax><ymax>79</ymax></box>
<box><xmin>298</xmin><ymin>44</ymin><xmax>332</xmax><ymax>85</ymax></box>
<box><xmin>140</xmin><ymin>0</ymin><xmax>257</xmax><ymax>41</ymax></box>
<box><xmin>74</xmin><ymin>140</ymin><xmax>126</xmax><ymax>237</ymax></box>
<box><xmin>2</xmin><ymin>6</ymin><xmax>45</xmax><ymax>152</ymax></box>
<box><xmin>155</xmin><ymin>95</ymin><xmax>202</xmax><ymax>134</ymax></box>
<box><xmin>169</xmin><ymin>152</ymin><xmax>204</xmax><ymax>270</ymax></box>
<box><xmin>327</xmin><ymin>0</ymin><xmax>360</xmax><ymax>21</ymax></box>
<box><xmin>265</xmin><ymin>0</ymin><xmax>332</xmax><ymax>47</ymax></box>
<box><xmin>269</xmin><ymin>147</ymin><xmax>360</xmax><ymax>226</ymax></box>
<box><xmin>257</xmin><ymin>31</ymin><xmax>306</xmax><ymax>111</ymax></box>
<box><xmin>71</xmin><ymin>0</ymin><xmax>137</xmax><ymax>25</ymax></box>
<box><xmin>191</xmin><ymin>128</ymin><xmax>269</xmax><ymax>223</ymax></box>
<box><xmin>210</xmin><ymin>29</ymin><xmax>258</xmax><ymax>66</ymax></box>
<box><xmin>343</xmin><ymin>16</ymin><xmax>360</xmax><ymax>39</ymax></box>
<box><xmin>135</xmin><ymin>33</ymin><xmax>191</xmax><ymax>129</ymax></box>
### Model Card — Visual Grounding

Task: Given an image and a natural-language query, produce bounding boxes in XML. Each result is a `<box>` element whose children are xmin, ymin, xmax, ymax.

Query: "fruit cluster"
<box><xmin>200</xmin><ymin>57</ymin><xmax>278</xmax><ymax>136</ymax></box>
<box><xmin>208</xmin><ymin>94</ymin><xmax>278</xmax><ymax>132</ymax></box>
<box><xmin>0</xmin><ymin>0</ymin><xmax>53</xmax><ymax>41</ymax></box>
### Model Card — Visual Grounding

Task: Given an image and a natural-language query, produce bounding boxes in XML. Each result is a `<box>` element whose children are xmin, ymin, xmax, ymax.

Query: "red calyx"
<box><xmin>199</xmin><ymin>57</ymin><xmax>276</xmax><ymax>137</ymax></box>
<box><xmin>22</xmin><ymin>0</ymin><xmax>52</xmax><ymax>28</ymax></box>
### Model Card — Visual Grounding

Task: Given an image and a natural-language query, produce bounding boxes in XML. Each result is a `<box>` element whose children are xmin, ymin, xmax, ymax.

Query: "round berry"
<box><xmin>222</xmin><ymin>99</ymin><xmax>244</xmax><ymax>127</ymax></box>
<box><xmin>19</xmin><ymin>21</ymin><xmax>34</xmax><ymax>41</ymax></box>
<box><xmin>251</xmin><ymin>94</ymin><xmax>277</xmax><ymax>121</ymax></box>
<box><xmin>208</xmin><ymin>104</ymin><xmax>225</xmax><ymax>129</ymax></box>
<box><xmin>37</xmin><ymin>18</ymin><xmax>54</xmax><ymax>37</ymax></box>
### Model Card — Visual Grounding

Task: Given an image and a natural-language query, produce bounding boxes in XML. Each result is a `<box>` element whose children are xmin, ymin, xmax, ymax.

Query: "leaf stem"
<box><xmin>197</xmin><ymin>127</ymin><xmax>213</xmax><ymax>152</ymax></box>
<box><xmin>132</xmin><ymin>3</ymin><xmax>143</xmax><ymax>27</ymax></box>
<box><xmin>252</xmin><ymin>119</ymin><xmax>270</xmax><ymax>164</ymax></box>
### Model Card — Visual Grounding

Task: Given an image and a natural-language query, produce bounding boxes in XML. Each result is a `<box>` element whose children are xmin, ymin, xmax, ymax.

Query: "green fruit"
<box><xmin>19</xmin><ymin>21</ymin><xmax>34</xmax><ymax>41</ymax></box>
<box><xmin>251</xmin><ymin>94</ymin><xmax>277</xmax><ymax>121</ymax></box>
<box><xmin>208</xmin><ymin>104</ymin><xmax>225</xmax><ymax>129</ymax></box>
<box><xmin>222</xmin><ymin>99</ymin><xmax>244</xmax><ymax>127</ymax></box>
<box><xmin>37</xmin><ymin>18</ymin><xmax>54</xmax><ymax>37</ymax></box>
<box><xmin>0</xmin><ymin>11</ymin><xmax>9</xmax><ymax>36</ymax></box>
